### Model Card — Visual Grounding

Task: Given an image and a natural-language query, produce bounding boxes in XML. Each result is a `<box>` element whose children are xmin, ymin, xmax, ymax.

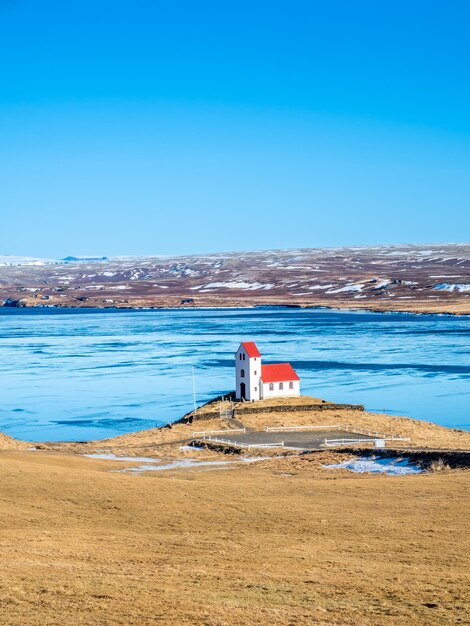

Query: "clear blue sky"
<box><xmin>1</xmin><ymin>0</ymin><xmax>469</xmax><ymax>258</ymax></box>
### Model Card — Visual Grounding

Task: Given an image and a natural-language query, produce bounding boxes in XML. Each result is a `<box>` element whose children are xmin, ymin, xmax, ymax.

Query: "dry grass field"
<box><xmin>0</xmin><ymin>449</ymin><xmax>469</xmax><ymax>626</ymax></box>
<box><xmin>1</xmin><ymin>397</ymin><xmax>470</xmax><ymax>625</ymax></box>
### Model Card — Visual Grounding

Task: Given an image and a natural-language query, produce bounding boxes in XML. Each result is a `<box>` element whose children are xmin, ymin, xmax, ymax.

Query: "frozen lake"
<box><xmin>0</xmin><ymin>307</ymin><xmax>469</xmax><ymax>441</ymax></box>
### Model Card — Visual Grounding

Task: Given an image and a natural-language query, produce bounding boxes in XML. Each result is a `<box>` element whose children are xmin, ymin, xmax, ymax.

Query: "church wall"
<box><xmin>260</xmin><ymin>380</ymin><xmax>300</xmax><ymax>399</ymax></box>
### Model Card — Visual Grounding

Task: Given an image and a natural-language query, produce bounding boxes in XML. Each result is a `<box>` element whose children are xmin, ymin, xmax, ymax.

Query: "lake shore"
<box><xmin>2</xmin><ymin>299</ymin><xmax>470</xmax><ymax>316</ymax></box>
<box><xmin>3</xmin><ymin>394</ymin><xmax>470</xmax><ymax>452</ymax></box>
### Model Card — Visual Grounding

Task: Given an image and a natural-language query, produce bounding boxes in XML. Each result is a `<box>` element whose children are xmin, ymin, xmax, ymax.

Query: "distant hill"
<box><xmin>62</xmin><ymin>256</ymin><xmax>109</xmax><ymax>262</ymax></box>
<box><xmin>0</xmin><ymin>244</ymin><xmax>469</xmax><ymax>314</ymax></box>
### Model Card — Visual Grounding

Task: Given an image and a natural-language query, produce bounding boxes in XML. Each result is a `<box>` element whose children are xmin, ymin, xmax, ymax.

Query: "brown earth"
<box><xmin>0</xmin><ymin>447</ymin><xmax>469</xmax><ymax>626</ymax></box>
<box><xmin>1</xmin><ymin>396</ymin><xmax>470</xmax><ymax>625</ymax></box>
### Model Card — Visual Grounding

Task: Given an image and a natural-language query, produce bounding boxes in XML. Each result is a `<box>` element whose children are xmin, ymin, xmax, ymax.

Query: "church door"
<box><xmin>240</xmin><ymin>382</ymin><xmax>246</xmax><ymax>400</ymax></box>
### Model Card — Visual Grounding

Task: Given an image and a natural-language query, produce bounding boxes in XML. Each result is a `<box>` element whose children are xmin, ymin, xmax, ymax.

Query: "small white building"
<box><xmin>235</xmin><ymin>341</ymin><xmax>300</xmax><ymax>401</ymax></box>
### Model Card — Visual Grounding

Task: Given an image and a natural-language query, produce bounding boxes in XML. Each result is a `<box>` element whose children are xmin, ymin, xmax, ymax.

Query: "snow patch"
<box><xmin>84</xmin><ymin>453</ymin><xmax>159</xmax><ymax>463</ymax></box>
<box><xmin>195</xmin><ymin>281</ymin><xmax>274</xmax><ymax>291</ymax></box>
<box><xmin>434</xmin><ymin>283</ymin><xmax>470</xmax><ymax>293</ymax></box>
<box><xmin>120</xmin><ymin>458</ymin><xmax>234</xmax><ymax>473</ymax></box>
<box><xmin>325</xmin><ymin>456</ymin><xmax>422</xmax><ymax>475</ymax></box>
<box><xmin>327</xmin><ymin>283</ymin><xmax>364</xmax><ymax>294</ymax></box>
<box><xmin>373</xmin><ymin>280</ymin><xmax>391</xmax><ymax>289</ymax></box>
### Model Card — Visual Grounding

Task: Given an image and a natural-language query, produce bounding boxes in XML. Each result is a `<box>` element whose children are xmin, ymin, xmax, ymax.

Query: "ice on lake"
<box><xmin>1</xmin><ymin>307</ymin><xmax>469</xmax><ymax>441</ymax></box>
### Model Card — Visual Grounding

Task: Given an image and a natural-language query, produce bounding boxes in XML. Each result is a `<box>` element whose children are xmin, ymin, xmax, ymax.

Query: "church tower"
<box><xmin>235</xmin><ymin>342</ymin><xmax>262</xmax><ymax>401</ymax></box>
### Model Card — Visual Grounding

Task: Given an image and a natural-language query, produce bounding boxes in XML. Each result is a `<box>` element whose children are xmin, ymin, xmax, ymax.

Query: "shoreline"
<box><xmin>1</xmin><ymin>302</ymin><xmax>469</xmax><ymax>317</ymax></box>
<box><xmin>3</xmin><ymin>394</ymin><xmax>470</xmax><ymax>448</ymax></box>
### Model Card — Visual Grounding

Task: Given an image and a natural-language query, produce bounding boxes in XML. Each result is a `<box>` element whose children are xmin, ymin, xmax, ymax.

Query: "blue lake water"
<box><xmin>0</xmin><ymin>307</ymin><xmax>469</xmax><ymax>441</ymax></box>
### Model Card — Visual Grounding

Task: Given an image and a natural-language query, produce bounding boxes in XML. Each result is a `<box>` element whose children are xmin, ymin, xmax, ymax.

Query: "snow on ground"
<box><xmin>0</xmin><ymin>255</ymin><xmax>58</xmax><ymax>266</ymax></box>
<box><xmin>84</xmin><ymin>451</ymin><xmax>272</xmax><ymax>473</ymax></box>
<box><xmin>434</xmin><ymin>283</ymin><xmax>470</xmax><ymax>292</ymax></box>
<box><xmin>84</xmin><ymin>453</ymin><xmax>159</xmax><ymax>462</ymax></box>
<box><xmin>325</xmin><ymin>456</ymin><xmax>422</xmax><ymax>475</ymax></box>
<box><xmin>373</xmin><ymin>280</ymin><xmax>391</xmax><ymax>289</ymax></box>
<box><xmin>192</xmin><ymin>282</ymin><xmax>274</xmax><ymax>291</ymax></box>
<box><xmin>327</xmin><ymin>283</ymin><xmax>364</xmax><ymax>294</ymax></box>
<box><xmin>120</xmin><ymin>458</ymin><xmax>234</xmax><ymax>472</ymax></box>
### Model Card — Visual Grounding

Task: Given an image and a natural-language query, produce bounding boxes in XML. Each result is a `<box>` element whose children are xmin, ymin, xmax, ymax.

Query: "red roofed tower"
<box><xmin>235</xmin><ymin>342</ymin><xmax>262</xmax><ymax>401</ymax></box>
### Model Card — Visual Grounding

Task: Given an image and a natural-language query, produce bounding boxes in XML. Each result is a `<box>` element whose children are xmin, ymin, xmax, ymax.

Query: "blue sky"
<box><xmin>1</xmin><ymin>0</ymin><xmax>469</xmax><ymax>257</ymax></box>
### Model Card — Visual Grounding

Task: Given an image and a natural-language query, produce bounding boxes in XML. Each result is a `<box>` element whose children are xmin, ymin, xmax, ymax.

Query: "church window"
<box><xmin>269</xmin><ymin>383</ymin><xmax>274</xmax><ymax>391</ymax></box>
<box><xmin>279</xmin><ymin>382</ymin><xmax>284</xmax><ymax>390</ymax></box>
<box><xmin>289</xmin><ymin>381</ymin><xmax>294</xmax><ymax>389</ymax></box>
<box><xmin>240</xmin><ymin>369</ymin><xmax>245</xmax><ymax>378</ymax></box>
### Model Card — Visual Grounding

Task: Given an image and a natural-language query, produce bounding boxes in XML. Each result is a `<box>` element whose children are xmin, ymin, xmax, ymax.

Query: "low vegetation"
<box><xmin>0</xmin><ymin>395</ymin><xmax>469</xmax><ymax>625</ymax></box>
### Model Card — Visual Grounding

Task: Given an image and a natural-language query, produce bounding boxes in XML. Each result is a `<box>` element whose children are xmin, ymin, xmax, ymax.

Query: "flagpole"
<box><xmin>192</xmin><ymin>365</ymin><xmax>197</xmax><ymax>418</ymax></box>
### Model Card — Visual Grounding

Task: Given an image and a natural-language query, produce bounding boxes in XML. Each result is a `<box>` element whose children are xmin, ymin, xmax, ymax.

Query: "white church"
<box><xmin>235</xmin><ymin>341</ymin><xmax>300</xmax><ymax>401</ymax></box>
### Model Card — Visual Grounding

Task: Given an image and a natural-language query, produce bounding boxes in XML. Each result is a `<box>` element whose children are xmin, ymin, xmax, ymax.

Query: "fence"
<box><xmin>265</xmin><ymin>424</ymin><xmax>410</xmax><ymax>441</ymax></box>
<box><xmin>192</xmin><ymin>427</ymin><xmax>246</xmax><ymax>438</ymax></box>
<box><xmin>341</xmin><ymin>425</ymin><xmax>410</xmax><ymax>441</ymax></box>
<box><xmin>322</xmin><ymin>438</ymin><xmax>377</xmax><ymax>447</ymax></box>
<box><xmin>266</xmin><ymin>424</ymin><xmax>340</xmax><ymax>432</ymax></box>
<box><xmin>202</xmin><ymin>436</ymin><xmax>285</xmax><ymax>449</ymax></box>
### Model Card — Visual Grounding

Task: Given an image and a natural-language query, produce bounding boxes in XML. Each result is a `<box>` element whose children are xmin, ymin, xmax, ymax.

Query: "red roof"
<box><xmin>261</xmin><ymin>363</ymin><xmax>300</xmax><ymax>383</ymax></box>
<box><xmin>241</xmin><ymin>341</ymin><xmax>261</xmax><ymax>358</ymax></box>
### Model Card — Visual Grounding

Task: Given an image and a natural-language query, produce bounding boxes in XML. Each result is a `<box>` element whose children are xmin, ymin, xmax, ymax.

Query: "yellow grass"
<box><xmin>0</xmin><ymin>449</ymin><xmax>469</xmax><ymax>625</ymax></box>
<box><xmin>1</xmin><ymin>395</ymin><xmax>469</xmax><ymax>624</ymax></box>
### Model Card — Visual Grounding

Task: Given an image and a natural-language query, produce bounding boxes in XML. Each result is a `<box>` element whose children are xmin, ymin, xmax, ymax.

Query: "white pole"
<box><xmin>192</xmin><ymin>365</ymin><xmax>197</xmax><ymax>418</ymax></box>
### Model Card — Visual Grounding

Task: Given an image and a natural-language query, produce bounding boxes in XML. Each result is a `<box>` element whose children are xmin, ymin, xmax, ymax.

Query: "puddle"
<box><xmin>84</xmin><ymin>453</ymin><xmax>159</xmax><ymax>463</ymax></box>
<box><xmin>325</xmin><ymin>456</ymin><xmax>423</xmax><ymax>475</ymax></box>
